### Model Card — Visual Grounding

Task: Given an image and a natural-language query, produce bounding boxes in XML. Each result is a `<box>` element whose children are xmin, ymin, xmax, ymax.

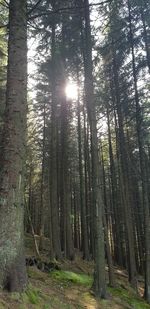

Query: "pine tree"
<box><xmin>0</xmin><ymin>0</ymin><xmax>27</xmax><ymax>291</ymax></box>
<box><xmin>82</xmin><ymin>0</ymin><xmax>106</xmax><ymax>298</ymax></box>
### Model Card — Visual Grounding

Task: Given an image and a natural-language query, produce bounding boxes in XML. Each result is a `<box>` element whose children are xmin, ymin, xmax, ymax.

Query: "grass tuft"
<box><xmin>25</xmin><ymin>286</ymin><xmax>40</xmax><ymax>305</ymax></box>
<box><xmin>50</xmin><ymin>270</ymin><xmax>93</xmax><ymax>287</ymax></box>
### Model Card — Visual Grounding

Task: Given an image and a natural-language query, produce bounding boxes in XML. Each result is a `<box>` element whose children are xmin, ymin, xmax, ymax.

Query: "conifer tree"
<box><xmin>0</xmin><ymin>0</ymin><xmax>27</xmax><ymax>291</ymax></box>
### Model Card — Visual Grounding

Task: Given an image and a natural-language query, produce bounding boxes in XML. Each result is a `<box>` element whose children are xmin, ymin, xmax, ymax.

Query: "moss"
<box><xmin>50</xmin><ymin>270</ymin><xmax>93</xmax><ymax>287</ymax></box>
<box><xmin>109</xmin><ymin>286</ymin><xmax>150</xmax><ymax>309</ymax></box>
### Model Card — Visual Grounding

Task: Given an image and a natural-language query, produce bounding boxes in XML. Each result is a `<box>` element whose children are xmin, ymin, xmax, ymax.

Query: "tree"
<box><xmin>0</xmin><ymin>1</ymin><xmax>7</xmax><ymax>136</ymax></box>
<box><xmin>82</xmin><ymin>0</ymin><xmax>106</xmax><ymax>298</ymax></box>
<box><xmin>0</xmin><ymin>0</ymin><xmax>27</xmax><ymax>291</ymax></box>
<box><xmin>127</xmin><ymin>0</ymin><xmax>150</xmax><ymax>299</ymax></box>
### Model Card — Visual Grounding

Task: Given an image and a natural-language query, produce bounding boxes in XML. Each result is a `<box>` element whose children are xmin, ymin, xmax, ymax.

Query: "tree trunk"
<box><xmin>83</xmin><ymin>109</ymin><xmax>93</xmax><ymax>256</ymax></box>
<box><xmin>140</xmin><ymin>2</ymin><xmax>150</xmax><ymax>73</ymax></box>
<box><xmin>106</xmin><ymin>106</ymin><xmax>123</xmax><ymax>267</ymax></box>
<box><xmin>39</xmin><ymin>102</ymin><xmax>46</xmax><ymax>250</ymax></box>
<box><xmin>0</xmin><ymin>0</ymin><xmax>27</xmax><ymax>291</ymax></box>
<box><xmin>101</xmin><ymin>149</ymin><xmax>116</xmax><ymax>287</ymax></box>
<box><xmin>127</xmin><ymin>0</ymin><xmax>150</xmax><ymax>300</ymax></box>
<box><xmin>77</xmin><ymin>76</ymin><xmax>90</xmax><ymax>260</ymax></box>
<box><xmin>83</xmin><ymin>0</ymin><xmax>106</xmax><ymax>298</ymax></box>
<box><xmin>111</xmin><ymin>37</ymin><xmax>137</xmax><ymax>288</ymax></box>
<box><xmin>60</xmin><ymin>93</ymin><xmax>74</xmax><ymax>260</ymax></box>
<box><xmin>50</xmin><ymin>14</ymin><xmax>62</xmax><ymax>260</ymax></box>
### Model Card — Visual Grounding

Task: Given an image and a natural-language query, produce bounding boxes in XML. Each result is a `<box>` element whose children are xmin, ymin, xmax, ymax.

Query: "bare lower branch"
<box><xmin>28</xmin><ymin>0</ymin><xmax>43</xmax><ymax>16</ymax></box>
<box><xmin>29</xmin><ymin>0</ymin><xmax>111</xmax><ymax>20</ymax></box>
<box><xmin>2</xmin><ymin>0</ymin><xmax>9</xmax><ymax>7</ymax></box>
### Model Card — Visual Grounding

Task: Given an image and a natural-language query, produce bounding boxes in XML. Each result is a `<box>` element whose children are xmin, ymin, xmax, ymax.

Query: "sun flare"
<box><xmin>65</xmin><ymin>82</ymin><xmax>78</xmax><ymax>100</ymax></box>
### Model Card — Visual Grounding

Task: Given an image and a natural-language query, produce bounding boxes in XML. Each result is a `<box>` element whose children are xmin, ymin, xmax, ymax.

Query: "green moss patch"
<box><xmin>109</xmin><ymin>286</ymin><xmax>150</xmax><ymax>309</ymax></box>
<box><xmin>50</xmin><ymin>270</ymin><xmax>93</xmax><ymax>287</ymax></box>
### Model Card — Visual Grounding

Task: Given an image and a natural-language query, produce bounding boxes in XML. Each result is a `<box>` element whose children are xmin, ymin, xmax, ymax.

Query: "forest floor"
<box><xmin>0</xmin><ymin>234</ymin><xmax>150</xmax><ymax>309</ymax></box>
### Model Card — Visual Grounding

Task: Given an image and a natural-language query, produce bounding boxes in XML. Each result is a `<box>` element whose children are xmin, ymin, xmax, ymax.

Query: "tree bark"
<box><xmin>50</xmin><ymin>12</ymin><xmax>62</xmax><ymax>259</ymax></box>
<box><xmin>83</xmin><ymin>0</ymin><xmax>106</xmax><ymax>298</ymax></box>
<box><xmin>77</xmin><ymin>75</ymin><xmax>90</xmax><ymax>260</ymax></box>
<box><xmin>0</xmin><ymin>0</ymin><xmax>27</xmax><ymax>291</ymax></box>
<box><xmin>140</xmin><ymin>2</ymin><xmax>150</xmax><ymax>73</ymax></box>
<box><xmin>101</xmin><ymin>148</ymin><xmax>116</xmax><ymax>287</ymax></box>
<box><xmin>39</xmin><ymin>102</ymin><xmax>46</xmax><ymax>250</ymax></box>
<box><xmin>127</xmin><ymin>0</ymin><xmax>150</xmax><ymax>300</ymax></box>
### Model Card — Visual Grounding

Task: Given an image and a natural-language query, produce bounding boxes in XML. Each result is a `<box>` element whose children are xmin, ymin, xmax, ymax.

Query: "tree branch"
<box><xmin>28</xmin><ymin>0</ymin><xmax>43</xmax><ymax>16</ymax></box>
<box><xmin>29</xmin><ymin>0</ymin><xmax>111</xmax><ymax>20</ymax></box>
<box><xmin>0</xmin><ymin>23</ymin><xmax>8</xmax><ymax>28</ymax></box>
<box><xmin>2</xmin><ymin>0</ymin><xmax>9</xmax><ymax>7</ymax></box>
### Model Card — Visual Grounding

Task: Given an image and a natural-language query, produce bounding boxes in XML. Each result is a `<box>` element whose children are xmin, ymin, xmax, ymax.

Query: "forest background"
<box><xmin>0</xmin><ymin>0</ymin><xmax>150</xmax><ymax>305</ymax></box>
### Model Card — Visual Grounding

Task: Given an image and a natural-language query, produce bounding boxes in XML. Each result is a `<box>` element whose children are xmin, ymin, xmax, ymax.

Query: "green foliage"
<box><xmin>109</xmin><ymin>287</ymin><xmax>150</xmax><ymax>309</ymax></box>
<box><xmin>26</xmin><ymin>290</ymin><xmax>39</xmax><ymax>304</ymax></box>
<box><xmin>43</xmin><ymin>305</ymin><xmax>50</xmax><ymax>309</ymax></box>
<box><xmin>50</xmin><ymin>270</ymin><xmax>93</xmax><ymax>287</ymax></box>
<box><xmin>25</xmin><ymin>285</ymin><xmax>40</xmax><ymax>305</ymax></box>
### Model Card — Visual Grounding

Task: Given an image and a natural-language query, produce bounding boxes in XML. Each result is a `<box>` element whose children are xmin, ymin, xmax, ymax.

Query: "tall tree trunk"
<box><xmin>77</xmin><ymin>75</ymin><xmax>90</xmax><ymax>260</ymax></box>
<box><xmin>73</xmin><ymin>186</ymin><xmax>80</xmax><ymax>249</ymax></box>
<box><xmin>60</xmin><ymin>92</ymin><xmax>74</xmax><ymax>260</ymax></box>
<box><xmin>101</xmin><ymin>149</ymin><xmax>116</xmax><ymax>287</ymax></box>
<box><xmin>83</xmin><ymin>109</ymin><xmax>93</xmax><ymax>256</ymax></box>
<box><xmin>39</xmin><ymin>102</ymin><xmax>46</xmax><ymax>250</ymax></box>
<box><xmin>83</xmin><ymin>0</ymin><xmax>106</xmax><ymax>298</ymax></box>
<box><xmin>0</xmin><ymin>0</ymin><xmax>27</xmax><ymax>291</ymax></box>
<box><xmin>50</xmin><ymin>12</ymin><xmax>62</xmax><ymax>259</ymax></box>
<box><xmin>106</xmin><ymin>106</ymin><xmax>123</xmax><ymax>267</ymax></box>
<box><xmin>59</xmin><ymin>15</ymin><xmax>74</xmax><ymax>260</ymax></box>
<box><xmin>47</xmin><ymin>167</ymin><xmax>54</xmax><ymax>260</ymax></box>
<box><xmin>127</xmin><ymin>0</ymin><xmax>150</xmax><ymax>300</ymax></box>
<box><xmin>112</xmin><ymin>43</ymin><xmax>137</xmax><ymax>288</ymax></box>
<box><xmin>140</xmin><ymin>1</ymin><xmax>150</xmax><ymax>73</ymax></box>
<box><xmin>113</xmin><ymin>98</ymin><xmax>126</xmax><ymax>268</ymax></box>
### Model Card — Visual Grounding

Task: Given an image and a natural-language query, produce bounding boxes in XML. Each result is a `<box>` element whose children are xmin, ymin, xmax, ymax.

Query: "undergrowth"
<box><xmin>1</xmin><ymin>267</ymin><xmax>150</xmax><ymax>308</ymax></box>
<box><xmin>50</xmin><ymin>270</ymin><xmax>93</xmax><ymax>287</ymax></box>
<box><xmin>25</xmin><ymin>287</ymin><xmax>40</xmax><ymax>305</ymax></box>
<box><xmin>109</xmin><ymin>286</ymin><xmax>150</xmax><ymax>309</ymax></box>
